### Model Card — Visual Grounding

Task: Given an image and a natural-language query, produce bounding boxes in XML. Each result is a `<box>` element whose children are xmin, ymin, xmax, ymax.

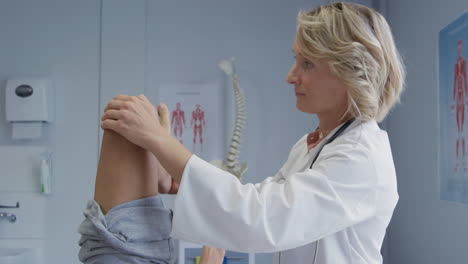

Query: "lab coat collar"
<box><xmin>306</xmin><ymin>118</ymin><xmax>363</xmax><ymax>154</ymax></box>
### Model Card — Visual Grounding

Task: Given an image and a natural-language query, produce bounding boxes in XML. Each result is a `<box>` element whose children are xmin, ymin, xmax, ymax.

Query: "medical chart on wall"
<box><xmin>159</xmin><ymin>82</ymin><xmax>224</xmax><ymax>162</ymax></box>
<box><xmin>439</xmin><ymin>11</ymin><xmax>468</xmax><ymax>204</ymax></box>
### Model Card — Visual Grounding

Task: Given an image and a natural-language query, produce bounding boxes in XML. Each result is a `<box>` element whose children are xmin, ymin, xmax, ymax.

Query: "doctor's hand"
<box><xmin>158</xmin><ymin>166</ymin><xmax>180</xmax><ymax>195</ymax></box>
<box><xmin>101</xmin><ymin>94</ymin><xmax>172</xmax><ymax>150</ymax></box>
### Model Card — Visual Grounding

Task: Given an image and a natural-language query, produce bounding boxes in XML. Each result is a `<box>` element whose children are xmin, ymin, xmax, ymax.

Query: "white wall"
<box><xmin>0</xmin><ymin>0</ymin><xmax>101</xmax><ymax>263</ymax></box>
<box><xmin>385</xmin><ymin>0</ymin><xmax>468</xmax><ymax>263</ymax></box>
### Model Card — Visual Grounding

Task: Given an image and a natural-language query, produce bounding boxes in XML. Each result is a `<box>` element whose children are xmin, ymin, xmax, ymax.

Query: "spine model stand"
<box><xmin>210</xmin><ymin>58</ymin><xmax>248</xmax><ymax>181</ymax></box>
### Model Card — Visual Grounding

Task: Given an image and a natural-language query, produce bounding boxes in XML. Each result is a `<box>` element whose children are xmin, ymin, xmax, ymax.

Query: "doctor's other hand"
<box><xmin>101</xmin><ymin>94</ymin><xmax>172</xmax><ymax>150</ymax></box>
<box><xmin>199</xmin><ymin>246</ymin><xmax>226</xmax><ymax>264</ymax></box>
<box><xmin>158</xmin><ymin>168</ymin><xmax>179</xmax><ymax>194</ymax></box>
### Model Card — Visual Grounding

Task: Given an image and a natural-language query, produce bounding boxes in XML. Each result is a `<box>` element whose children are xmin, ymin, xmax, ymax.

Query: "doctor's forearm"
<box><xmin>149</xmin><ymin>135</ymin><xmax>192</xmax><ymax>183</ymax></box>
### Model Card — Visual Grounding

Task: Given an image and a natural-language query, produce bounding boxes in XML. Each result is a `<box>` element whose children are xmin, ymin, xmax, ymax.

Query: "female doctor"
<box><xmin>101</xmin><ymin>2</ymin><xmax>405</xmax><ymax>263</ymax></box>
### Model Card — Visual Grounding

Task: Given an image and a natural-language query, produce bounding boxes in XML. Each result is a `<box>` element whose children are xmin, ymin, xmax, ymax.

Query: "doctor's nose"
<box><xmin>286</xmin><ymin>65</ymin><xmax>299</xmax><ymax>85</ymax></box>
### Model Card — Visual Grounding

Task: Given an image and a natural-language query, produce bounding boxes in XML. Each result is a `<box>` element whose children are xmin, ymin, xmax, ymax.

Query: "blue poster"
<box><xmin>439</xmin><ymin>11</ymin><xmax>468</xmax><ymax>204</ymax></box>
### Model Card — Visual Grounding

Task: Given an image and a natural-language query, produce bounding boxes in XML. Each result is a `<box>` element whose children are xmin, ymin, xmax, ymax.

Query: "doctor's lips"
<box><xmin>295</xmin><ymin>91</ymin><xmax>305</xmax><ymax>96</ymax></box>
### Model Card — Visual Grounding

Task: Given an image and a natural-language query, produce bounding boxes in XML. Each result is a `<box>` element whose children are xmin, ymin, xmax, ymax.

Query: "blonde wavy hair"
<box><xmin>296</xmin><ymin>2</ymin><xmax>405</xmax><ymax>122</ymax></box>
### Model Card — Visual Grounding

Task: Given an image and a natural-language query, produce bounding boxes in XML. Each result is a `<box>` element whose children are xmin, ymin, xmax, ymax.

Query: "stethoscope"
<box><xmin>277</xmin><ymin>118</ymin><xmax>355</xmax><ymax>264</ymax></box>
<box><xmin>309</xmin><ymin>118</ymin><xmax>355</xmax><ymax>168</ymax></box>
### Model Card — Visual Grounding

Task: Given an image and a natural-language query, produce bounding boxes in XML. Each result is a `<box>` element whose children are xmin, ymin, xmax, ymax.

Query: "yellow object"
<box><xmin>195</xmin><ymin>256</ymin><xmax>200</xmax><ymax>264</ymax></box>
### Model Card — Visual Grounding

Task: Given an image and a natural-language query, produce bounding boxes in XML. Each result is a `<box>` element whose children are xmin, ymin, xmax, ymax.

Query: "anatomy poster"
<box><xmin>439</xmin><ymin>11</ymin><xmax>468</xmax><ymax>204</ymax></box>
<box><xmin>159</xmin><ymin>82</ymin><xmax>223</xmax><ymax>161</ymax></box>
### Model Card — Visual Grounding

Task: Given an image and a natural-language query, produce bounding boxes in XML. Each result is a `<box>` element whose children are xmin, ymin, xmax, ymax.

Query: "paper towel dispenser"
<box><xmin>6</xmin><ymin>78</ymin><xmax>52</xmax><ymax>122</ymax></box>
<box><xmin>5</xmin><ymin>78</ymin><xmax>54</xmax><ymax>139</ymax></box>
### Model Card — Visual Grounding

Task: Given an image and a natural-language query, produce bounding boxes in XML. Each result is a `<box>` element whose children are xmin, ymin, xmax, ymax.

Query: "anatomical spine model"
<box><xmin>210</xmin><ymin>58</ymin><xmax>248</xmax><ymax>181</ymax></box>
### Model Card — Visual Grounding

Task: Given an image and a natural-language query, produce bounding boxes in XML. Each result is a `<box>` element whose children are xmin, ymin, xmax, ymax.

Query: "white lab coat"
<box><xmin>171</xmin><ymin>120</ymin><xmax>399</xmax><ymax>264</ymax></box>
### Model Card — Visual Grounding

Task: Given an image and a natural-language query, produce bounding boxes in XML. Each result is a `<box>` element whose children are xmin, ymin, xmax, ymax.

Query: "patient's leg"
<box><xmin>78</xmin><ymin>130</ymin><xmax>176</xmax><ymax>264</ymax></box>
<box><xmin>94</xmin><ymin>130</ymin><xmax>161</xmax><ymax>215</ymax></box>
<box><xmin>79</xmin><ymin>129</ymin><xmax>222</xmax><ymax>264</ymax></box>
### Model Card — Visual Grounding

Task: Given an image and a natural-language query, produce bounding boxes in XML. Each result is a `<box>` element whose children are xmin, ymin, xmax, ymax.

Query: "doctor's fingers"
<box><xmin>104</xmin><ymin>96</ymin><xmax>152</xmax><ymax>114</ymax></box>
<box><xmin>110</xmin><ymin>94</ymin><xmax>159</xmax><ymax>117</ymax></box>
<box><xmin>105</xmin><ymin>94</ymin><xmax>148</xmax><ymax>109</ymax></box>
<box><xmin>101</xmin><ymin>118</ymin><xmax>122</xmax><ymax>132</ymax></box>
<box><xmin>136</xmin><ymin>94</ymin><xmax>157</xmax><ymax>110</ymax></box>
<box><xmin>101</xmin><ymin>109</ymin><xmax>128</xmax><ymax>121</ymax></box>
<box><xmin>112</xmin><ymin>94</ymin><xmax>134</xmax><ymax>101</ymax></box>
<box><xmin>137</xmin><ymin>94</ymin><xmax>151</xmax><ymax>103</ymax></box>
<box><xmin>104</xmin><ymin>99</ymin><xmax>133</xmax><ymax>113</ymax></box>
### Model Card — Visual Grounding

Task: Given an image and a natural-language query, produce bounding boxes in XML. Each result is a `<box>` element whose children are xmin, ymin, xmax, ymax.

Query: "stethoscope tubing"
<box><xmin>310</xmin><ymin>118</ymin><xmax>355</xmax><ymax>169</ymax></box>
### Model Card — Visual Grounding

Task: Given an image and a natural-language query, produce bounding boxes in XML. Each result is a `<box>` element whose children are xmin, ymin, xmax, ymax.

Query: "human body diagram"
<box><xmin>171</xmin><ymin>102</ymin><xmax>186</xmax><ymax>144</ymax></box>
<box><xmin>452</xmin><ymin>40</ymin><xmax>468</xmax><ymax>172</ymax></box>
<box><xmin>191</xmin><ymin>104</ymin><xmax>206</xmax><ymax>152</ymax></box>
<box><xmin>170</xmin><ymin>102</ymin><xmax>207</xmax><ymax>153</ymax></box>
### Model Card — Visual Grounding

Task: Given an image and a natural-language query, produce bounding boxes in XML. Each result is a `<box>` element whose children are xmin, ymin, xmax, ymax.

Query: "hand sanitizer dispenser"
<box><xmin>5</xmin><ymin>78</ymin><xmax>53</xmax><ymax>139</ymax></box>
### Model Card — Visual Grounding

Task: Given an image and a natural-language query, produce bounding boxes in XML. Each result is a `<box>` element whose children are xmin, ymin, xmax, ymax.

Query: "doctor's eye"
<box><xmin>304</xmin><ymin>60</ymin><xmax>314</xmax><ymax>68</ymax></box>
